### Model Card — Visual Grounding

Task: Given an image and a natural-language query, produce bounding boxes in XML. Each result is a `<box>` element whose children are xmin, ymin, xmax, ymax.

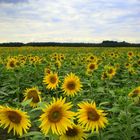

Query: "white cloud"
<box><xmin>0</xmin><ymin>0</ymin><xmax>140</xmax><ymax>43</ymax></box>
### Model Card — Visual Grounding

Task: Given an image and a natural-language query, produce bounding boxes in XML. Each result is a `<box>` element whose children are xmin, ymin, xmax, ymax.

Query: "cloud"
<box><xmin>0</xmin><ymin>0</ymin><xmax>140</xmax><ymax>43</ymax></box>
<box><xmin>0</xmin><ymin>0</ymin><xmax>28</xmax><ymax>4</ymax></box>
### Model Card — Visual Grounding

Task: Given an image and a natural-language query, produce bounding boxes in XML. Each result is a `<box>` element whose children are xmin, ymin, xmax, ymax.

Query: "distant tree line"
<box><xmin>0</xmin><ymin>41</ymin><xmax>140</xmax><ymax>47</ymax></box>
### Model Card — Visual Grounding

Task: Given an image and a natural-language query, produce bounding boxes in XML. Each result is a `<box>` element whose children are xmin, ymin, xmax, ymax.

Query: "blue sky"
<box><xmin>0</xmin><ymin>0</ymin><xmax>140</xmax><ymax>43</ymax></box>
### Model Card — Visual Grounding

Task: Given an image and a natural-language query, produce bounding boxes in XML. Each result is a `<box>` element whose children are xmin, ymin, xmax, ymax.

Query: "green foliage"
<box><xmin>0</xmin><ymin>47</ymin><xmax>140</xmax><ymax>140</ymax></box>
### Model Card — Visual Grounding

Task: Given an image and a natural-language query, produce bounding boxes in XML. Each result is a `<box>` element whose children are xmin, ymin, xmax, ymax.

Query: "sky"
<box><xmin>0</xmin><ymin>0</ymin><xmax>140</xmax><ymax>43</ymax></box>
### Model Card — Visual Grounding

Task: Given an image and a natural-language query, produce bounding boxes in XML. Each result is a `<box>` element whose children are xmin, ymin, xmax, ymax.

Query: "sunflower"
<box><xmin>59</xmin><ymin>124</ymin><xmax>86</xmax><ymax>140</ymax></box>
<box><xmin>127</xmin><ymin>51</ymin><xmax>134</xmax><ymax>57</ymax></box>
<box><xmin>137</xmin><ymin>59</ymin><xmax>140</xmax><ymax>66</ymax></box>
<box><xmin>101</xmin><ymin>72</ymin><xmax>108</xmax><ymax>80</ymax></box>
<box><xmin>110</xmin><ymin>52</ymin><xmax>115</xmax><ymax>58</ymax></box>
<box><xmin>0</xmin><ymin>106</ymin><xmax>31</xmax><ymax>136</ymax></box>
<box><xmin>29</xmin><ymin>56</ymin><xmax>36</xmax><ymax>64</ymax></box>
<box><xmin>43</xmin><ymin>72</ymin><xmax>59</xmax><ymax>90</ymax></box>
<box><xmin>106</xmin><ymin>66</ymin><xmax>116</xmax><ymax>79</ymax></box>
<box><xmin>62</xmin><ymin>73</ymin><xmax>82</xmax><ymax>97</ymax></box>
<box><xmin>85</xmin><ymin>69</ymin><xmax>93</xmax><ymax>76</ymax></box>
<box><xmin>6</xmin><ymin>58</ymin><xmax>18</xmax><ymax>69</ymax></box>
<box><xmin>23</xmin><ymin>87</ymin><xmax>41</xmax><ymax>108</ymax></box>
<box><xmin>87</xmin><ymin>63</ymin><xmax>98</xmax><ymax>71</ymax></box>
<box><xmin>128</xmin><ymin>86</ymin><xmax>140</xmax><ymax>97</ymax></box>
<box><xmin>55</xmin><ymin>60</ymin><xmax>61</xmax><ymax>69</ymax></box>
<box><xmin>59</xmin><ymin>54</ymin><xmax>65</xmax><ymax>61</ymax></box>
<box><xmin>44</xmin><ymin>67</ymin><xmax>51</xmax><ymax>75</ymax></box>
<box><xmin>128</xmin><ymin>67</ymin><xmax>136</xmax><ymax>75</ymax></box>
<box><xmin>77</xmin><ymin>102</ymin><xmax>108</xmax><ymax>133</ymax></box>
<box><xmin>39</xmin><ymin>97</ymin><xmax>75</xmax><ymax>135</ymax></box>
<box><xmin>87</xmin><ymin>55</ymin><xmax>97</xmax><ymax>63</ymax></box>
<box><xmin>125</xmin><ymin>63</ymin><xmax>131</xmax><ymax>69</ymax></box>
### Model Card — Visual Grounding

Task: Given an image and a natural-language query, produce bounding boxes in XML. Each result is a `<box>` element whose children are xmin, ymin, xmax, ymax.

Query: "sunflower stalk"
<box><xmin>14</xmin><ymin>72</ymin><xmax>21</xmax><ymax>106</ymax></box>
<box><xmin>97</xmin><ymin>130</ymin><xmax>102</xmax><ymax>140</ymax></box>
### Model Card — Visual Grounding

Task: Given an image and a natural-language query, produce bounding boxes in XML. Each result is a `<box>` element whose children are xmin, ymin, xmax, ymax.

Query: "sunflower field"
<box><xmin>0</xmin><ymin>47</ymin><xmax>140</xmax><ymax>140</ymax></box>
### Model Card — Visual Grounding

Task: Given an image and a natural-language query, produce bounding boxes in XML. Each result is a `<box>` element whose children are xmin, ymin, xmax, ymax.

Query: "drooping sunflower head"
<box><xmin>115</xmin><ymin>63</ymin><xmax>120</xmax><ymax>69</ymax></box>
<box><xmin>23</xmin><ymin>87</ymin><xmax>41</xmax><ymax>108</ymax></box>
<box><xmin>128</xmin><ymin>67</ymin><xmax>136</xmax><ymax>75</ymax></box>
<box><xmin>54</xmin><ymin>60</ymin><xmax>61</xmax><ymax>69</ymax></box>
<box><xmin>59</xmin><ymin>124</ymin><xmax>86</xmax><ymax>140</ymax></box>
<box><xmin>77</xmin><ymin>101</ymin><xmax>108</xmax><ymax>133</ymax></box>
<box><xmin>128</xmin><ymin>86</ymin><xmax>140</xmax><ymax>98</ymax></box>
<box><xmin>85</xmin><ymin>69</ymin><xmax>93</xmax><ymax>76</ymax></box>
<box><xmin>101</xmin><ymin>72</ymin><xmax>108</xmax><ymax>80</ymax></box>
<box><xmin>62</xmin><ymin>73</ymin><xmax>82</xmax><ymax>97</ymax></box>
<box><xmin>0</xmin><ymin>106</ymin><xmax>31</xmax><ymax>136</ymax></box>
<box><xmin>39</xmin><ymin>97</ymin><xmax>75</xmax><ymax>135</ymax></box>
<box><xmin>43</xmin><ymin>72</ymin><xmax>59</xmax><ymax>90</ymax></box>
<box><xmin>44</xmin><ymin>67</ymin><xmax>51</xmax><ymax>75</ymax></box>
<box><xmin>138</xmin><ymin>59</ymin><xmax>140</xmax><ymax>66</ymax></box>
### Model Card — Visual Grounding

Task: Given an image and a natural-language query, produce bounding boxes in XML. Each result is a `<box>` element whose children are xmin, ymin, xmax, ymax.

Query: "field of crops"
<box><xmin>0</xmin><ymin>47</ymin><xmax>140</xmax><ymax>140</ymax></box>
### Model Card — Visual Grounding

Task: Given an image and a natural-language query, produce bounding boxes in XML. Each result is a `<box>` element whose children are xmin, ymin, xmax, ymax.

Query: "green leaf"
<box><xmin>21</xmin><ymin>98</ymin><xmax>32</xmax><ymax>107</ymax></box>
<box><xmin>21</xmin><ymin>131</ymin><xmax>45</xmax><ymax>138</ymax></box>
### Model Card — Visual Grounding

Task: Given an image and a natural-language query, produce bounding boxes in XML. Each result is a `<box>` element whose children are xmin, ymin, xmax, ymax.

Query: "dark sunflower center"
<box><xmin>133</xmin><ymin>89</ymin><xmax>140</xmax><ymax>95</ymax></box>
<box><xmin>67</xmin><ymin>81</ymin><xmax>76</xmax><ymax>90</ymax></box>
<box><xmin>87</xmin><ymin>108</ymin><xmax>100</xmax><ymax>121</ymax></box>
<box><xmin>48</xmin><ymin>107</ymin><xmax>62</xmax><ymax>123</ymax></box>
<box><xmin>108</xmin><ymin>69</ymin><xmax>114</xmax><ymax>74</ymax></box>
<box><xmin>7</xmin><ymin>111</ymin><xmax>21</xmax><ymax>124</ymax></box>
<box><xmin>9</xmin><ymin>61</ymin><xmax>15</xmax><ymax>67</ymax></box>
<box><xmin>89</xmin><ymin>64</ymin><xmax>95</xmax><ymax>70</ymax></box>
<box><xmin>16</xmin><ymin>62</ymin><xmax>20</xmax><ymax>66</ymax></box>
<box><xmin>66</xmin><ymin>127</ymin><xmax>78</xmax><ymax>137</ymax></box>
<box><xmin>90</xmin><ymin>56</ymin><xmax>94</xmax><ymax>60</ymax></box>
<box><xmin>103</xmin><ymin>73</ymin><xmax>107</xmax><ymax>78</ymax></box>
<box><xmin>138</xmin><ymin>61</ymin><xmax>140</xmax><ymax>65</ymax></box>
<box><xmin>27</xmin><ymin>90</ymin><xmax>39</xmax><ymax>103</ymax></box>
<box><xmin>46</xmin><ymin>69</ymin><xmax>51</xmax><ymax>74</ymax></box>
<box><xmin>49</xmin><ymin>76</ymin><xmax>57</xmax><ymax>84</ymax></box>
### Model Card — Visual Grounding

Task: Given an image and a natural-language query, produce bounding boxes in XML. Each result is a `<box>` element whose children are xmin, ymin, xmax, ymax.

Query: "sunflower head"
<box><xmin>125</xmin><ymin>63</ymin><xmax>131</xmax><ymax>68</ymax></box>
<box><xmin>128</xmin><ymin>67</ymin><xmax>136</xmax><ymax>75</ymax></box>
<box><xmin>54</xmin><ymin>60</ymin><xmax>61</xmax><ymax>69</ymax></box>
<box><xmin>77</xmin><ymin>102</ymin><xmax>108</xmax><ymax>133</ymax></box>
<box><xmin>62</xmin><ymin>73</ymin><xmax>82</xmax><ymax>97</ymax></box>
<box><xmin>39</xmin><ymin>97</ymin><xmax>75</xmax><ymax>135</ymax></box>
<box><xmin>106</xmin><ymin>66</ymin><xmax>116</xmax><ymax>79</ymax></box>
<box><xmin>43</xmin><ymin>72</ymin><xmax>59</xmax><ymax>90</ymax></box>
<box><xmin>128</xmin><ymin>86</ymin><xmax>140</xmax><ymax>98</ymax></box>
<box><xmin>44</xmin><ymin>67</ymin><xmax>51</xmax><ymax>75</ymax></box>
<box><xmin>6</xmin><ymin>58</ymin><xmax>18</xmax><ymax>69</ymax></box>
<box><xmin>0</xmin><ymin>106</ymin><xmax>31</xmax><ymax>136</ymax></box>
<box><xmin>88</xmin><ymin>55</ymin><xmax>97</xmax><ymax>62</ymax></box>
<box><xmin>87</xmin><ymin>63</ymin><xmax>98</xmax><ymax>71</ymax></box>
<box><xmin>138</xmin><ymin>60</ymin><xmax>140</xmax><ymax>66</ymax></box>
<box><xmin>101</xmin><ymin>72</ymin><xmax>108</xmax><ymax>80</ymax></box>
<box><xmin>60</xmin><ymin>124</ymin><xmax>86</xmax><ymax>140</ymax></box>
<box><xmin>127</xmin><ymin>51</ymin><xmax>134</xmax><ymax>57</ymax></box>
<box><xmin>23</xmin><ymin>87</ymin><xmax>41</xmax><ymax>108</ymax></box>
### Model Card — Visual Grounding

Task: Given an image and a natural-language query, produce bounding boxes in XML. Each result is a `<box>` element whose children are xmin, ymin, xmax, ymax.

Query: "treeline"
<box><xmin>0</xmin><ymin>41</ymin><xmax>140</xmax><ymax>47</ymax></box>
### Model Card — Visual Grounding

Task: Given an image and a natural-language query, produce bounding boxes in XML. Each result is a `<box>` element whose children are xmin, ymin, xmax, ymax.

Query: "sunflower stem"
<box><xmin>97</xmin><ymin>130</ymin><xmax>102</xmax><ymax>140</ymax></box>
